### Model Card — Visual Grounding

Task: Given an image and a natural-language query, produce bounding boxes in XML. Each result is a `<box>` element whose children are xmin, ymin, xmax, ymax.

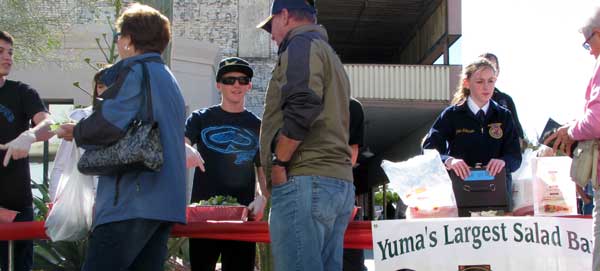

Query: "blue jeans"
<box><xmin>82</xmin><ymin>219</ymin><xmax>173</xmax><ymax>271</ymax></box>
<box><xmin>581</xmin><ymin>184</ymin><xmax>595</xmax><ymax>215</ymax></box>
<box><xmin>269</xmin><ymin>176</ymin><xmax>355</xmax><ymax>271</ymax></box>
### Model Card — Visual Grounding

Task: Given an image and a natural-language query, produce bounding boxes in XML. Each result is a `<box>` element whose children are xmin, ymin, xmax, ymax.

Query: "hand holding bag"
<box><xmin>570</xmin><ymin>139</ymin><xmax>598</xmax><ymax>188</ymax></box>
<box><xmin>77</xmin><ymin>59</ymin><xmax>163</xmax><ymax>176</ymax></box>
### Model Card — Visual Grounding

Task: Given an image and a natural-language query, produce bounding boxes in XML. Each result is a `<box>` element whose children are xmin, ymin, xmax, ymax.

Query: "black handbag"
<box><xmin>77</xmin><ymin>60</ymin><xmax>163</xmax><ymax>176</ymax></box>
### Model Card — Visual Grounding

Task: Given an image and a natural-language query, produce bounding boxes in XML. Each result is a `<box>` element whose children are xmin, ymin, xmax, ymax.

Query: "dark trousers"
<box><xmin>343</xmin><ymin>211</ymin><xmax>366</xmax><ymax>271</ymax></box>
<box><xmin>0</xmin><ymin>207</ymin><xmax>33</xmax><ymax>271</ymax></box>
<box><xmin>343</xmin><ymin>249</ymin><xmax>366</xmax><ymax>271</ymax></box>
<box><xmin>82</xmin><ymin>218</ymin><xmax>173</xmax><ymax>271</ymax></box>
<box><xmin>189</xmin><ymin>238</ymin><xmax>255</xmax><ymax>271</ymax></box>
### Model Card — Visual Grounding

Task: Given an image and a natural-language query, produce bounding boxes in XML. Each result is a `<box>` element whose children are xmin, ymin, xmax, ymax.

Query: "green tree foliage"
<box><xmin>0</xmin><ymin>0</ymin><xmax>99</xmax><ymax>64</ymax></box>
<box><xmin>0</xmin><ymin>0</ymin><xmax>61</xmax><ymax>64</ymax></box>
<box><xmin>374</xmin><ymin>186</ymin><xmax>400</xmax><ymax>206</ymax></box>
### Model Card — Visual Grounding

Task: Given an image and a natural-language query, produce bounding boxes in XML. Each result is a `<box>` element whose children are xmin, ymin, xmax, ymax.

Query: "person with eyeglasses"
<box><xmin>57</xmin><ymin>4</ymin><xmax>192</xmax><ymax>270</ymax></box>
<box><xmin>543</xmin><ymin>6</ymin><xmax>600</xmax><ymax>270</ymax></box>
<box><xmin>184</xmin><ymin>57</ymin><xmax>268</xmax><ymax>271</ymax></box>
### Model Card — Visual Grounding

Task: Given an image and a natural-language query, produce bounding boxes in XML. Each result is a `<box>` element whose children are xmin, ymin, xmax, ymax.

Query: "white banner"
<box><xmin>372</xmin><ymin>217</ymin><xmax>592</xmax><ymax>271</ymax></box>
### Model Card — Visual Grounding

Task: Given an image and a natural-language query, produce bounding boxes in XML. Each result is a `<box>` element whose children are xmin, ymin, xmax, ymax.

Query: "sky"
<box><xmin>456</xmin><ymin>0</ymin><xmax>597</xmax><ymax>142</ymax></box>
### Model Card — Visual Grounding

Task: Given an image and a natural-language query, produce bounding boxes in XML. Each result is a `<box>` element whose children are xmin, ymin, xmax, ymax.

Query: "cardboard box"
<box><xmin>0</xmin><ymin>207</ymin><xmax>18</xmax><ymax>223</ymax></box>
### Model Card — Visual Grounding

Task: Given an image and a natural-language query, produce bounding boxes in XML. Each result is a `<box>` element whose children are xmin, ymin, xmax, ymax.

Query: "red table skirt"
<box><xmin>0</xmin><ymin>221</ymin><xmax>373</xmax><ymax>249</ymax></box>
<box><xmin>1</xmin><ymin>216</ymin><xmax>591</xmax><ymax>249</ymax></box>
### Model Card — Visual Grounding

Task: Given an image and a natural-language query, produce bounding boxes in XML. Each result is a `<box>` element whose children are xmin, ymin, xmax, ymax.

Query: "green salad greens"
<box><xmin>196</xmin><ymin>195</ymin><xmax>240</xmax><ymax>206</ymax></box>
<box><xmin>50</xmin><ymin>122</ymin><xmax>73</xmax><ymax>132</ymax></box>
<box><xmin>50</xmin><ymin>124</ymin><xmax>61</xmax><ymax>132</ymax></box>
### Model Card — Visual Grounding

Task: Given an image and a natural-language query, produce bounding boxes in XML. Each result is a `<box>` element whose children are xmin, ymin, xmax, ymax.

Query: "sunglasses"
<box><xmin>220</xmin><ymin>76</ymin><xmax>250</xmax><ymax>85</ymax></box>
<box><xmin>583</xmin><ymin>31</ymin><xmax>595</xmax><ymax>51</ymax></box>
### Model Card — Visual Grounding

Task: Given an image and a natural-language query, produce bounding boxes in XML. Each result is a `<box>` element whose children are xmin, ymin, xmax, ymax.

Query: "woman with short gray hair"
<box><xmin>544</xmin><ymin>5</ymin><xmax>600</xmax><ymax>270</ymax></box>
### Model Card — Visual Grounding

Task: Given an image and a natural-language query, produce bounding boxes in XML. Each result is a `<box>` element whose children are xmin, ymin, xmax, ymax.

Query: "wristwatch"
<box><xmin>271</xmin><ymin>155</ymin><xmax>291</xmax><ymax>168</ymax></box>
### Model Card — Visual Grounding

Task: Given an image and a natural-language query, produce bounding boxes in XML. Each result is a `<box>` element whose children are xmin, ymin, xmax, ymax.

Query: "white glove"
<box><xmin>185</xmin><ymin>143</ymin><xmax>205</xmax><ymax>172</ymax></box>
<box><xmin>0</xmin><ymin>130</ymin><xmax>36</xmax><ymax>166</ymax></box>
<box><xmin>247</xmin><ymin>195</ymin><xmax>267</xmax><ymax>221</ymax></box>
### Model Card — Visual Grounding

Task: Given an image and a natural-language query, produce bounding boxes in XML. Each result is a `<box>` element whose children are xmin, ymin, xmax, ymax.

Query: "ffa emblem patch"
<box><xmin>488</xmin><ymin>123</ymin><xmax>503</xmax><ymax>139</ymax></box>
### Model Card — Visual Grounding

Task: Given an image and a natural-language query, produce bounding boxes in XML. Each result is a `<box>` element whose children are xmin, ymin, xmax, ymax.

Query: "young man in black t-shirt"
<box><xmin>0</xmin><ymin>31</ymin><xmax>54</xmax><ymax>271</ymax></box>
<box><xmin>185</xmin><ymin>57</ymin><xmax>268</xmax><ymax>271</ymax></box>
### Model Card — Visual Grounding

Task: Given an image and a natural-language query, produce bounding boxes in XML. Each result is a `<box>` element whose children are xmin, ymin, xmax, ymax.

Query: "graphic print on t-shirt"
<box><xmin>0</xmin><ymin>104</ymin><xmax>15</xmax><ymax>123</ymax></box>
<box><xmin>201</xmin><ymin>125</ymin><xmax>258</xmax><ymax>165</ymax></box>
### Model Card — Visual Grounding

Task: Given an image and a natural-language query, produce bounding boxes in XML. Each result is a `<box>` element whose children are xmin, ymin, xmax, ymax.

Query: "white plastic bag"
<box><xmin>511</xmin><ymin>148</ymin><xmax>535</xmax><ymax>215</ymax></box>
<box><xmin>45</xmin><ymin>143</ymin><xmax>95</xmax><ymax>241</ymax></box>
<box><xmin>381</xmin><ymin>150</ymin><xmax>458</xmax><ymax>219</ymax></box>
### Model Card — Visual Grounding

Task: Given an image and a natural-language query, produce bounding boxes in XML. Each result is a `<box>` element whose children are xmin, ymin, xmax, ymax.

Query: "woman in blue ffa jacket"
<box><xmin>422</xmin><ymin>58</ymin><xmax>522</xmax><ymax>203</ymax></box>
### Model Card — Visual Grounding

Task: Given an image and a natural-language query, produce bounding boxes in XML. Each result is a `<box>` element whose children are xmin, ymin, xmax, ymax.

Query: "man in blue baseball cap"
<box><xmin>257</xmin><ymin>1</ymin><xmax>356</xmax><ymax>271</ymax></box>
<box><xmin>256</xmin><ymin>0</ymin><xmax>316</xmax><ymax>35</ymax></box>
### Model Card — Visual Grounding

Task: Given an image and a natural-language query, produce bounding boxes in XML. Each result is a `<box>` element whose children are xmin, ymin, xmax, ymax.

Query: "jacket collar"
<box><xmin>466</xmin><ymin>96</ymin><xmax>490</xmax><ymax>115</ymax></box>
<box><xmin>120</xmin><ymin>52</ymin><xmax>162</xmax><ymax>66</ymax></box>
<box><xmin>457</xmin><ymin>98</ymin><xmax>501</xmax><ymax>115</ymax></box>
<box><xmin>278</xmin><ymin>24</ymin><xmax>328</xmax><ymax>53</ymax></box>
<box><xmin>101</xmin><ymin>53</ymin><xmax>162</xmax><ymax>86</ymax></box>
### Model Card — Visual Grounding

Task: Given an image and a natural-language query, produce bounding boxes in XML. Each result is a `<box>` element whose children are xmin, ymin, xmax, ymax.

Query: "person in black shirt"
<box><xmin>185</xmin><ymin>57</ymin><xmax>268</xmax><ymax>271</ymax></box>
<box><xmin>349</xmin><ymin>98</ymin><xmax>365</xmax><ymax>166</ymax></box>
<box><xmin>0</xmin><ymin>31</ymin><xmax>55</xmax><ymax>271</ymax></box>
<box><xmin>343</xmin><ymin>97</ymin><xmax>367</xmax><ymax>271</ymax></box>
<box><xmin>479</xmin><ymin>53</ymin><xmax>525</xmax><ymax>144</ymax></box>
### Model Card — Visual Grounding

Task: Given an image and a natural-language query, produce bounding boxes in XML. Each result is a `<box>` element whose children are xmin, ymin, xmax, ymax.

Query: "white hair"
<box><xmin>580</xmin><ymin>5</ymin><xmax>600</xmax><ymax>37</ymax></box>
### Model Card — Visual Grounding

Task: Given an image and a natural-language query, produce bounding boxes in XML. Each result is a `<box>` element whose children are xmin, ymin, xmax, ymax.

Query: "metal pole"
<box><xmin>8</xmin><ymin>240</ymin><xmax>14</xmax><ymax>271</ymax></box>
<box><xmin>382</xmin><ymin>184</ymin><xmax>387</xmax><ymax>219</ymax></box>
<box><xmin>43</xmin><ymin>140</ymin><xmax>49</xmax><ymax>187</ymax></box>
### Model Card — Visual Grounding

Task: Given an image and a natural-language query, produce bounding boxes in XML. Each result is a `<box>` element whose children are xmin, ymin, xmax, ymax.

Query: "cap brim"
<box><xmin>256</xmin><ymin>15</ymin><xmax>273</xmax><ymax>33</ymax></box>
<box><xmin>216</xmin><ymin>65</ymin><xmax>254</xmax><ymax>82</ymax></box>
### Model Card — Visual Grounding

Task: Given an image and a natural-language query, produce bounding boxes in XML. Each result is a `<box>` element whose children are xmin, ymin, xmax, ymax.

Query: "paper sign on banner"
<box><xmin>371</xmin><ymin>217</ymin><xmax>592</xmax><ymax>271</ymax></box>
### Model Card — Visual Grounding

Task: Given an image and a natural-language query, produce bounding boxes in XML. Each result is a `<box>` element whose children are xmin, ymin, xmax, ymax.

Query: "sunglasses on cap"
<box><xmin>220</xmin><ymin>76</ymin><xmax>251</xmax><ymax>85</ymax></box>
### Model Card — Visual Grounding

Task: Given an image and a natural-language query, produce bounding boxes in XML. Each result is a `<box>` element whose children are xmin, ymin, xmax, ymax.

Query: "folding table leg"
<box><xmin>8</xmin><ymin>240</ymin><xmax>13</xmax><ymax>271</ymax></box>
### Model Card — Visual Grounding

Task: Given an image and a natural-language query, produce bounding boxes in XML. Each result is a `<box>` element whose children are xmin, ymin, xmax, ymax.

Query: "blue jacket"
<box><xmin>74</xmin><ymin>53</ymin><xmax>187</xmax><ymax>228</ymax></box>
<box><xmin>422</xmin><ymin>100</ymin><xmax>522</xmax><ymax>173</ymax></box>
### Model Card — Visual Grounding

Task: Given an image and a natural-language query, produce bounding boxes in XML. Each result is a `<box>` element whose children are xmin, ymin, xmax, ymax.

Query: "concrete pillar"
<box><xmin>238</xmin><ymin>0</ymin><xmax>271</xmax><ymax>58</ymax></box>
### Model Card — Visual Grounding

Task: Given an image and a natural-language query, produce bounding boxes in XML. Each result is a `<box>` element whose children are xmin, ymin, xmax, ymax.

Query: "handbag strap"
<box><xmin>132</xmin><ymin>56</ymin><xmax>163</xmax><ymax>123</ymax></box>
